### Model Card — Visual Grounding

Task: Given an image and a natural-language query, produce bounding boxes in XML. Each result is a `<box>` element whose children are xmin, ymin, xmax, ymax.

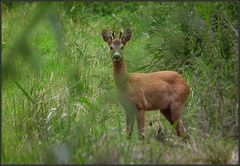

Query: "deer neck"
<box><xmin>113</xmin><ymin>58</ymin><xmax>129</xmax><ymax>91</ymax></box>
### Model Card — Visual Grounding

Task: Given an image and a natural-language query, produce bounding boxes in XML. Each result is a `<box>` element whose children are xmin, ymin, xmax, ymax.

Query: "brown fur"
<box><xmin>102</xmin><ymin>29</ymin><xmax>190</xmax><ymax>139</ymax></box>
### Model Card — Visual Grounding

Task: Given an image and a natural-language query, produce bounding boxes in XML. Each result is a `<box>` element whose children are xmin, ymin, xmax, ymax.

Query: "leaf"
<box><xmin>13</xmin><ymin>80</ymin><xmax>35</xmax><ymax>104</ymax></box>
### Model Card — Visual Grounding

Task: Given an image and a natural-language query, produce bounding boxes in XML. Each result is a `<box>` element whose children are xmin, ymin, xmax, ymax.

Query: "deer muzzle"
<box><xmin>113</xmin><ymin>52</ymin><xmax>121</xmax><ymax>62</ymax></box>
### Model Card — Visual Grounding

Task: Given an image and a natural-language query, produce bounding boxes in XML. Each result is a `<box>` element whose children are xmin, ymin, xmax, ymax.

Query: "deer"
<box><xmin>102</xmin><ymin>29</ymin><xmax>190</xmax><ymax>139</ymax></box>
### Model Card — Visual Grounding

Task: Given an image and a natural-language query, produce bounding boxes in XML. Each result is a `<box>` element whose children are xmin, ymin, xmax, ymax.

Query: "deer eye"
<box><xmin>121</xmin><ymin>46</ymin><xmax>124</xmax><ymax>49</ymax></box>
<box><xmin>110</xmin><ymin>46</ymin><xmax>113</xmax><ymax>50</ymax></box>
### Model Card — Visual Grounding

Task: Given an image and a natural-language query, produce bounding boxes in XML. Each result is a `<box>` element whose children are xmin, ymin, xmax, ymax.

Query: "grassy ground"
<box><xmin>2</xmin><ymin>2</ymin><xmax>238</xmax><ymax>164</ymax></box>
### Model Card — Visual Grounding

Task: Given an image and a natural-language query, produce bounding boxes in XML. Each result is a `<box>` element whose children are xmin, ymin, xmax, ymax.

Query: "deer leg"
<box><xmin>136</xmin><ymin>110</ymin><xmax>145</xmax><ymax>140</ymax></box>
<box><xmin>126</xmin><ymin>110</ymin><xmax>135</xmax><ymax>139</ymax></box>
<box><xmin>170</xmin><ymin>104</ymin><xmax>186</xmax><ymax>138</ymax></box>
<box><xmin>122</xmin><ymin>102</ymin><xmax>136</xmax><ymax>139</ymax></box>
<box><xmin>160</xmin><ymin>107</ymin><xmax>174</xmax><ymax>124</ymax></box>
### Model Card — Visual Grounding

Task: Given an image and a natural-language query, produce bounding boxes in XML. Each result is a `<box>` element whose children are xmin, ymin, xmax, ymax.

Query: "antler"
<box><xmin>119</xmin><ymin>31</ymin><xmax>122</xmax><ymax>39</ymax></box>
<box><xmin>112</xmin><ymin>31</ymin><xmax>115</xmax><ymax>39</ymax></box>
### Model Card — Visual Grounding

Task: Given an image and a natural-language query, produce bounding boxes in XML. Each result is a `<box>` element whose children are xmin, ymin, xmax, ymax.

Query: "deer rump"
<box><xmin>118</xmin><ymin>71</ymin><xmax>190</xmax><ymax>111</ymax></box>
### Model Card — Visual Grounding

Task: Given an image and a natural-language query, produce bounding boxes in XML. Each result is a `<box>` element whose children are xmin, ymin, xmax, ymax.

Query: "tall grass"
<box><xmin>2</xmin><ymin>1</ymin><xmax>238</xmax><ymax>164</ymax></box>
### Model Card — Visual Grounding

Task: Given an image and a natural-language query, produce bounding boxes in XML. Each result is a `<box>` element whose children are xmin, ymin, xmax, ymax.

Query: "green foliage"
<box><xmin>2</xmin><ymin>1</ymin><xmax>238</xmax><ymax>164</ymax></box>
<box><xmin>145</xmin><ymin>2</ymin><xmax>238</xmax><ymax>138</ymax></box>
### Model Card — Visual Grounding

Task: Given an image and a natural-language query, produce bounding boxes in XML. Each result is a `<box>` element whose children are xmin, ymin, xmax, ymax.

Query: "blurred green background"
<box><xmin>2</xmin><ymin>1</ymin><xmax>238</xmax><ymax>164</ymax></box>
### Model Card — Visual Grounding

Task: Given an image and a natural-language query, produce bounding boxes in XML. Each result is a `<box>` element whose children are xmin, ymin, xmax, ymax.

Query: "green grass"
<box><xmin>2</xmin><ymin>2</ymin><xmax>238</xmax><ymax>164</ymax></box>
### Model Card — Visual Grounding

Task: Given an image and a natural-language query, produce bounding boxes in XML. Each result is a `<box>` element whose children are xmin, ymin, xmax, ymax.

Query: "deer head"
<box><xmin>102</xmin><ymin>29</ymin><xmax>132</xmax><ymax>62</ymax></box>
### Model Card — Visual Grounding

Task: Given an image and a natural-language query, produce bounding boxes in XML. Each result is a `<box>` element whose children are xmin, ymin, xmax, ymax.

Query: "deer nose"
<box><xmin>113</xmin><ymin>52</ymin><xmax>121</xmax><ymax>61</ymax></box>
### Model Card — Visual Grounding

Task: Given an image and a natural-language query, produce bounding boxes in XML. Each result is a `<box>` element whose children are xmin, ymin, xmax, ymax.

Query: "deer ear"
<box><xmin>102</xmin><ymin>30</ymin><xmax>112</xmax><ymax>44</ymax></box>
<box><xmin>121</xmin><ymin>29</ymin><xmax>132</xmax><ymax>45</ymax></box>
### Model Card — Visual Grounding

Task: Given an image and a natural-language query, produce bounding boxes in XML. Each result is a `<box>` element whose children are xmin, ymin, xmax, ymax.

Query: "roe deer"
<box><xmin>102</xmin><ymin>29</ymin><xmax>190</xmax><ymax>139</ymax></box>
